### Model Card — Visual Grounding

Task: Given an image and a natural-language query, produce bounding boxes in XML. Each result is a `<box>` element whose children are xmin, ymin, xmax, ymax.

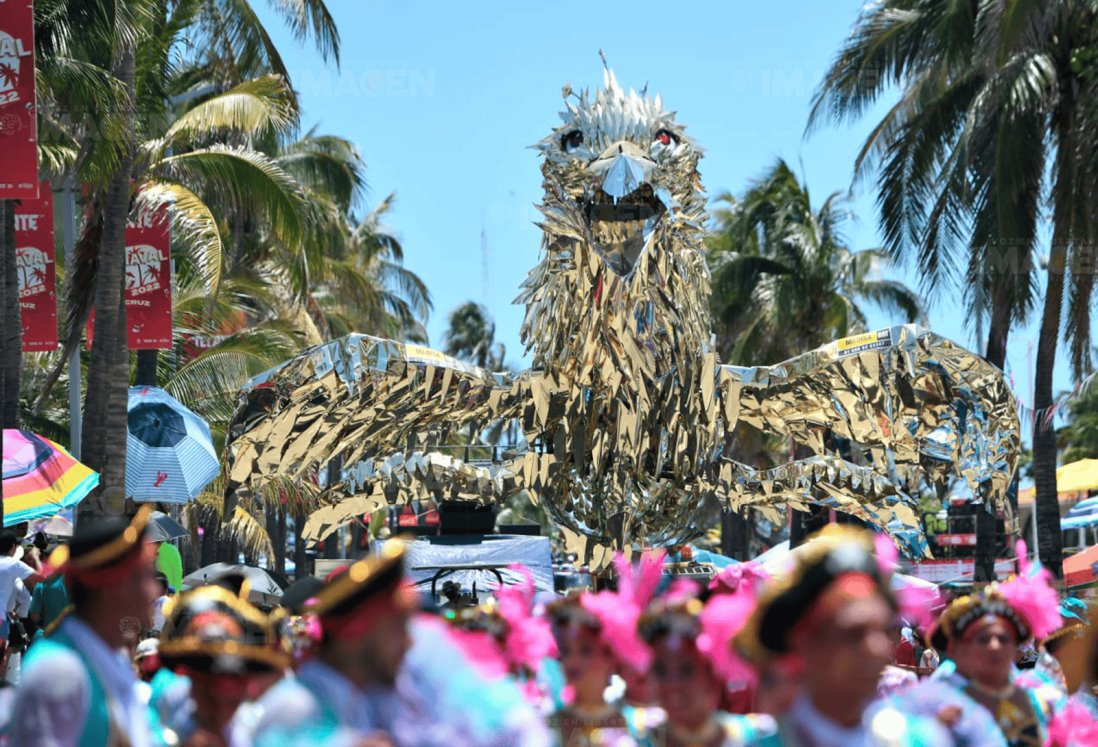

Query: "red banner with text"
<box><xmin>16</xmin><ymin>183</ymin><xmax>56</xmax><ymax>350</ymax></box>
<box><xmin>0</xmin><ymin>1</ymin><xmax>39</xmax><ymax>199</ymax></box>
<box><xmin>87</xmin><ymin>204</ymin><xmax>172</xmax><ymax>349</ymax></box>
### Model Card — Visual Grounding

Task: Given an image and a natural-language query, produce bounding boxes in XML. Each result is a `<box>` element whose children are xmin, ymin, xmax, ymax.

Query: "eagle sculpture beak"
<box><xmin>584</xmin><ymin>140</ymin><xmax>666</xmax><ymax>277</ymax></box>
<box><xmin>588</xmin><ymin>141</ymin><xmax>656</xmax><ymax>200</ymax></box>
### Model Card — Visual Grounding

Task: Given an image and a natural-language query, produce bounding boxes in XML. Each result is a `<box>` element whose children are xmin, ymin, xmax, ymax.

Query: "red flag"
<box><xmin>16</xmin><ymin>182</ymin><xmax>56</xmax><ymax>351</ymax></box>
<box><xmin>0</xmin><ymin>1</ymin><xmax>38</xmax><ymax>199</ymax></box>
<box><xmin>87</xmin><ymin>202</ymin><xmax>173</xmax><ymax>349</ymax></box>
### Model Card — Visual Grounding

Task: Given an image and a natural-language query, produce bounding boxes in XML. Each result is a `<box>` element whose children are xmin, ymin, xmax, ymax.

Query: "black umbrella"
<box><xmin>281</xmin><ymin>575</ymin><xmax>324</xmax><ymax>614</ymax></box>
<box><xmin>145</xmin><ymin>511</ymin><xmax>187</xmax><ymax>542</ymax></box>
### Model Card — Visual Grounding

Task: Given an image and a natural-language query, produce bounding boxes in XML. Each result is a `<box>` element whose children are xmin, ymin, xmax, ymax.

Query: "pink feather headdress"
<box><xmin>696</xmin><ymin>587</ymin><xmax>761</xmax><ymax>687</ymax></box>
<box><xmin>496</xmin><ymin>564</ymin><xmax>558</xmax><ymax>672</ymax></box>
<box><xmin>874</xmin><ymin>533</ymin><xmax>943</xmax><ymax>632</ymax></box>
<box><xmin>1047</xmin><ymin>699</ymin><xmax>1098</xmax><ymax>746</ymax></box>
<box><xmin>581</xmin><ymin>550</ymin><xmax>665</xmax><ymax>672</ymax></box>
<box><xmin>998</xmin><ymin>540</ymin><xmax>1061</xmax><ymax>641</ymax></box>
<box><xmin>708</xmin><ymin>561</ymin><xmax>769</xmax><ymax>597</ymax></box>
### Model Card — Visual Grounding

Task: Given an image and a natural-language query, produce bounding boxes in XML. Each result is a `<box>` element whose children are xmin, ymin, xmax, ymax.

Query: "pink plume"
<box><xmin>696</xmin><ymin>593</ymin><xmax>759</xmax><ymax>688</ymax></box>
<box><xmin>999</xmin><ymin>541</ymin><xmax>1061</xmax><ymax>641</ymax></box>
<box><xmin>895</xmin><ymin>583</ymin><xmax>942</xmax><ymax>632</ymax></box>
<box><xmin>497</xmin><ymin>564</ymin><xmax>557</xmax><ymax>671</ymax></box>
<box><xmin>1047</xmin><ymin>699</ymin><xmax>1098</xmax><ymax>746</ymax></box>
<box><xmin>443</xmin><ymin>626</ymin><xmax>509</xmax><ymax>679</ymax></box>
<box><xmin>875</xmin><ymin>533</ymin><xmax>899</xmax><ymax>575</ymax></box>
<box><xmin>663</xmin><ymin>578</ymin><xmax>700</xmax><ymax>606</ymax></box>
<box><xmin>708</xmin><ymin>562</ymin><xmax>769</xmax><ymax>596</ymax></box>
<box><xmin>581</xmin><ymin>551</ymin><xmax>667</xmax><ymax>672</ymax></box>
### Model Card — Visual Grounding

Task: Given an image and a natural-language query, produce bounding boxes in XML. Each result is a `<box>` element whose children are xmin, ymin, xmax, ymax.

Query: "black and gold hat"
<box><xmin>47</xmin><ymin>505</ymin><xmax>154</xmax><ymax>586</ymax></box>
<box><xmin>735</xmin><ymin>526</ymin><xmax>895</xmax><ymax>664</ymax></box>
<box><xmin>159</xmin><ymin>585</ymin><xmax>289</xmax><ymax>674</ymax></box>
<box><xmin>933</xmin><ymin>585</ymin><xmax>1029</xmax><ymax>648</ymax></box>
<box><xmin>311</xmin><ymin>542</ymin><xmax>412</xmax><ymax>638</ymax></box>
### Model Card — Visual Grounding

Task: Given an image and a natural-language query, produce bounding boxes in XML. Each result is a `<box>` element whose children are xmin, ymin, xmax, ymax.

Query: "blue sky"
<box><xmin>257</xmin><ymin>0</ymin><xmax>1074</xmax><ymax>425</ymax></box>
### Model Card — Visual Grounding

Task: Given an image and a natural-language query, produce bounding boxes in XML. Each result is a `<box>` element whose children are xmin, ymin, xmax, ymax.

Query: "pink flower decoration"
<box><xmin>1047</xmin><ymin>699</ymin><xmax>1098</xmax><ymax>746</ymax></box>
<box><xmin>497</xmin><ymin>564</ymin><xmax>557</xmax><ymax>671</ymax></box>
<box><xmin>999</xmin><ymin>540</ymin><xmax>1061</xmax><ymax>640</ymax></box>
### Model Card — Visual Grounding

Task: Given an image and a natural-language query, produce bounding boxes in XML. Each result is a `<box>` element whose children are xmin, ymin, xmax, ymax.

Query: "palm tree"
<box><xmin>707</xmin><ymin>159</ymin><xmax>923</xmax><ymax>364</ymax></box>
<box><xmin>443</xmin><ymin>302</ymin><xmax>507</xmax><ymax>370</ymax></box>
<box><xmin>708</xmin><ymin>159</ymin><xmax>923</xmax><ymax>545</ymax></box>
<box><xmin>1059</xmin><ymin>378</ymin><xmax>1098</xmax><ymax>464</ymax></box>
<box><xmin>810</xmin><ymin>0</ymin><xmax>1098</xmax><ymax>576</ymax></box>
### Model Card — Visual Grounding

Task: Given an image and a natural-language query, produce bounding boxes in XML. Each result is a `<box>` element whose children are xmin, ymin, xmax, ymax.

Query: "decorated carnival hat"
<box><xmin>159</xmin><ymin>584</ymin><xmax>289</xmax><ymax>674</ymax></box>
<box><xmin>735</xmin><ymin>525</ymin><xmax>896</xmax><ymax>665</ymax></box>
<box><xmin>933</xmin><ymin>541</ymin><xmax>1060</xmax><ymax>648</ymax></box>
<box><xmin>310</xmin><ymin>541</ymin><xmax>414</xmax><ymax>639</ymax></box>
<box><xmin>47</xmin><ymin>505</ymin><xmax>154</xmax><ymax>586</ymax></box>
<box><xmin>638</xmin><ymin>581</ymin><xmax>760</xmax><ymax>688</ymax></box>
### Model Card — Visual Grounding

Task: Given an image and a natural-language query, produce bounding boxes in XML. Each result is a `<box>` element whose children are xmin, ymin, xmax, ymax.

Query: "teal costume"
<box><xmin>20</xmin><ymin>629</ymin><xmax>114</xmax><ymax>747</ymax></box>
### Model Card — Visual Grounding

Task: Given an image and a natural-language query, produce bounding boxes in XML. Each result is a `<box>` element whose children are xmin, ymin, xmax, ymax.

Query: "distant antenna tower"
<box><xmin>481</xmin><ymin>228</ymin><xmax>490</xmax><ymax>308</ymax></box>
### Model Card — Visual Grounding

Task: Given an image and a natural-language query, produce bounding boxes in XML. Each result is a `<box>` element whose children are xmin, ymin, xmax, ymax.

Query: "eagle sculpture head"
<box><xmin>519</xmin><ymin>68</ymin><xmax>713</xmax><ymax>381</ymax></box>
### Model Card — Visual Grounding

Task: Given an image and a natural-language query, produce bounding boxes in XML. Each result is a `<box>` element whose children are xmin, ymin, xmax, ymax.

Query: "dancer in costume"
<box><xmin>251</xmin><ymin>543</ymin><xmax>549</xmax><ymax>747</ymax></box>
<box><xmin>546</xmin><ymin>595</ymin><xmax>630</xmax><ymax>745</ymax></box>
<box><xmin>154</xmin><ymin>583</ymin><xmax>290</xmax><ymax>746</ymax></box>
<box><xmin>632</xmin><ymin>593</ymin><xmax>775</xmax><ymax>746</ymax></box>
<box><xmin>736</xmin><ymin>526</ymin><xmax>948</xmax><ymax>746</ymax></box>
<box><xmin>249</xmin><ymin>542</ymin><xmax>414</xmax><ymax>746</ymax></box>
<box><xmin>931</xmin><ymin>559</ymin><xmax>1063</xmax><ymax>747</ymax></box>
<box><xmin>1042</xmin><ymin>598</ymin><xmax>1098</xmax><ymax>747</ymax></box>
<box><xmin>9</xmin><ymin>506</ymin><xmax>159</xmax><ymax>746</ymax></box>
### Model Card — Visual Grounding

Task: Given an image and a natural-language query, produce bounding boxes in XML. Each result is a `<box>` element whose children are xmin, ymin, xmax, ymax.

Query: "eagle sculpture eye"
<box><xmin>561</xmin><ymin>129</ymin><xmax>584</xmax><ymax>154</ymax></box>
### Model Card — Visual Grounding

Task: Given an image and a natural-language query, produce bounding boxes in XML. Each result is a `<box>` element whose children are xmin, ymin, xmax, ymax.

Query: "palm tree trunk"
<box><xmin>134</xmin><ymin>350</ymin><xmax>158</xmax><ymax>386</ymax></box>
<box><xmin>1030</xmin><ymin>109</ymin><xmax>1076</xmax><ymax>579</ymax></box>
<box><xmin>1</xmin><ymin>199</ymin><xmax>20</xmax><ymax>431</ymax></box>
<box><xmin>1032</xmin><ymin>261</ymin><xmax>1065</xmax><ymax>577</ymax></box>
<box><xmin>80</xmin><ymin>46</ymin><xmax>137</xmax><ymax>519</ymax></box>
<box><xmin>974</xmin><ymin>303</ymin><xmax>1013</xmax><ymax>581</ymax></box>
<box><xmin>293</xmin><ymin>514</ymin><xmax>307</xmax><ymax>578</ymax></box>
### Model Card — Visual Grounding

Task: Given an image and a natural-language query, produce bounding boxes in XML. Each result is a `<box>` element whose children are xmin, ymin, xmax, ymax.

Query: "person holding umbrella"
<box><xmin>9</xmin><ymin>505</ymin><xmax>159</xmax><ymax>746</ymax></box>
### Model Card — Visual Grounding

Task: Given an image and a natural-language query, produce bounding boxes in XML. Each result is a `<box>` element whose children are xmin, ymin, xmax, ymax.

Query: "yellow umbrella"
<box><xmin>1057</xmin><ymin>459</ymin><xmax>1098</xmax><ymax>493</ymax></box>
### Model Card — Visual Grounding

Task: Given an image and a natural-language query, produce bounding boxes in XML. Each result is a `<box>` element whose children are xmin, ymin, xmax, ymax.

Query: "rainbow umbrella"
<box><xmin>2</xmin><ymin>430</ymin><xmax>99</xmax><ymax>526</ymax></box>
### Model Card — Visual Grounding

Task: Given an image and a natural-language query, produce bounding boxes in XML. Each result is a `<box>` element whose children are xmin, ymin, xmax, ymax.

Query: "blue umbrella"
<box><xmin>126</xmin><ymin>386</ymin><xmax>219</xmax><ymax>503</ymax></box>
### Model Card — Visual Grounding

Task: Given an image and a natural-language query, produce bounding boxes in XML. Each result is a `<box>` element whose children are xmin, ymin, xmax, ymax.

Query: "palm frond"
<box><xmin>165</xmin><ymin>74</ymin><xmax>297</xmax><ymax>143</ymax></box>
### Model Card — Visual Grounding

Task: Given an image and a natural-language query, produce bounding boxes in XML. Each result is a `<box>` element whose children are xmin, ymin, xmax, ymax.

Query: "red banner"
<box><xmin>125</xmin><ymin>205</ymin><xmax>172</xmax><ymax>349</ymax></box>
<box><xmin>87</xmin><ymin>203</ymin><xmax>172</xmax><ymax>349</ymax></box>
<box><xmin>0</xmin><ymin>1</ymin><xmax>39</xmax><ymax>199</ymax></box>
<box><xmin>16</xmin><ymin>182</ymin><xmax>56</xmax><ymax>350</ymax></box>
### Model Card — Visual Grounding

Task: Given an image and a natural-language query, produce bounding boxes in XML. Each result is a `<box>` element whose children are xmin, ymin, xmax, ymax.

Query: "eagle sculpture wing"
<box><xmin>715</xmin><ymin>324</ymin><xmax>1020</xmax><ymax>555</ymax></box>
<box><xmin>225</xmin><ymin>334</ymin><xmax>533</xmax><ymax>540</ymax></box>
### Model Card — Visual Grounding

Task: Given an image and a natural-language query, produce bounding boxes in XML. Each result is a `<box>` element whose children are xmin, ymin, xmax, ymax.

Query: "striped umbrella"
<box><xmin>127</xmin><ymin>386</ymin><xmax>219</xmax><ymax>503</ymax></box>
<box><xmin>2</xmin><ymin>430</ymin><xmax>99</xmax><ymax>526</ymax></box>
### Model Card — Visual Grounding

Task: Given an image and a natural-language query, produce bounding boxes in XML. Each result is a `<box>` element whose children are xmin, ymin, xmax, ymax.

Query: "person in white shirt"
<box><xmin>0</xmin><ymin>530</ymin><xmax>41</xmax><ymax>680</ymax></box>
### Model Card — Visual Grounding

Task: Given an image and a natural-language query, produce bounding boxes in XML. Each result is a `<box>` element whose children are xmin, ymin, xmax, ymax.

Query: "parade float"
<box><xmin>224</xmin><ymin>68</ymin><xmax>1021</xmax><ymax>568</ymax></box>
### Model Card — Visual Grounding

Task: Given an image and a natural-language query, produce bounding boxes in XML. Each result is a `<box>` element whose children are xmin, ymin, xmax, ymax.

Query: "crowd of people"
<box><xmin>0</xmin><ymin>507</ymin><xmax>1093</xmax><ymax>746</ymax></box>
